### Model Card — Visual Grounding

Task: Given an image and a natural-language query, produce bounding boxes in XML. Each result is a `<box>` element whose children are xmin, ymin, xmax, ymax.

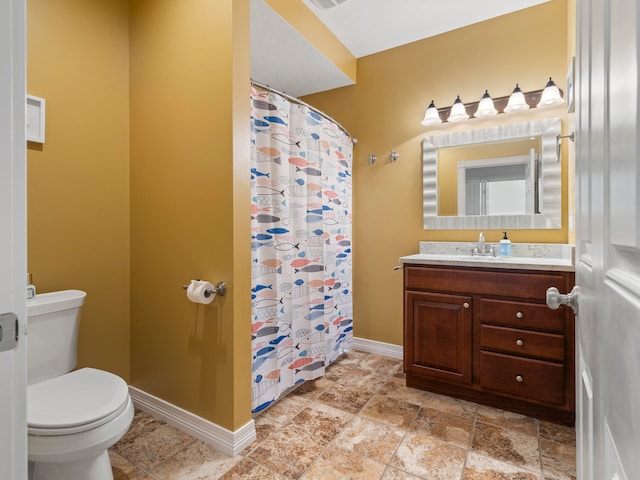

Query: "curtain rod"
<box><xmin>251</xmin><ymin>80</ymin><xmax>357</xmax><ymax>145</ymax></box>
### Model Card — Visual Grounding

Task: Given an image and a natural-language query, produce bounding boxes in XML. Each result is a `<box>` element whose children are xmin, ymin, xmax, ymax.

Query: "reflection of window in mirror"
<box><xmin>436</xmin><ymin>137</ymin><xmax>541</xmax><ymax>217</ymax></box>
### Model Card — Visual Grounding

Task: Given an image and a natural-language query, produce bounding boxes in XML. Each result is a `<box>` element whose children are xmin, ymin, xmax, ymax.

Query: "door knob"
<box><xmin>546</xmin><ymin>286</ymin><xmax>579</xmax><ymax>314</ymax></box>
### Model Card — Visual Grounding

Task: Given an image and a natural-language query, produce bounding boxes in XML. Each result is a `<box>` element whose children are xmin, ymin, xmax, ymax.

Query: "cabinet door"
<box><xmin>405</xmin><ymin>291</ymin><xmax>472</xmax><ymax>384</ymax></box>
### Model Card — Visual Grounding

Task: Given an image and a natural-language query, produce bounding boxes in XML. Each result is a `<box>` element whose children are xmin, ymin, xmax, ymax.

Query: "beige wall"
<box><xmin>27</xmin><ymin>0</ymin><xmax>131</xmax><ymax>381</ymax></box>
<box><xmin>305</xmin><ymin>0</ymin><xmax>570</xmax><ymax>346</ymax></box>
<box><xmin>129</xmin><ymin>0</ymin><xmax>251</xmax><ymax>429</ymax></box>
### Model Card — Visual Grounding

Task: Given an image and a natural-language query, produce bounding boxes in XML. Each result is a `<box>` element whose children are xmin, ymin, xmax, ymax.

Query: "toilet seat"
<box><xmin>28</xmin><ymin>367</ymin><xmax>129</xmax><ymax>436</ymax></box>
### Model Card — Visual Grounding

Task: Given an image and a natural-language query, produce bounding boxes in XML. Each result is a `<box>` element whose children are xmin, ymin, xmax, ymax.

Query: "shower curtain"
<box><xmin>250</xmin><ymin>86</ymin><xmax>353</xmax><ymax>413</ymax></box>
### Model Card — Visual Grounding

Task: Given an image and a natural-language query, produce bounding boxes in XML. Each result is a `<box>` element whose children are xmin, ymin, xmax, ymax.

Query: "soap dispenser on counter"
<box><xmin>499</xmin><ymin>232</ymin><xmax>512</xmax><ymax>257</ymax></box>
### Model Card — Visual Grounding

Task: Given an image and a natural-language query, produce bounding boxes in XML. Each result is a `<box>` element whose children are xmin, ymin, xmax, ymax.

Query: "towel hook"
<box><xmin>556</xmin><ymin>131</ymin><xmax>575</xmax><ymax>162</ymax></box>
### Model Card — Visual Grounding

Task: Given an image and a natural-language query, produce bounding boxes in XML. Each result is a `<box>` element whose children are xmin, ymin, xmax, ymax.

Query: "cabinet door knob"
<box><xmin>516</xmin><ymin>339</ymin><xmax>524</xmax><ymax>346</ymax></box>
<box><xmin>463</xmin><ymin>302</ymin><xmax>470</xmax><ymax>309</ymax></box>
<box><xmin>516</xmin><ymin>375</ymin><xmax>524</xmax><ymax>382</ymax></box>
<box><xmin>516</xmin><ymin>311</ymin><xmax>524</xmax><ymax>319</ymax></box>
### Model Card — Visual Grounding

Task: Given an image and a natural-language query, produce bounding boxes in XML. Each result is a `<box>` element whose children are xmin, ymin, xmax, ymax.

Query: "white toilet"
<box><xmin>27</xmin><ymin>290</ymin><xmax>134</xmax><ymax>480</ymax></box>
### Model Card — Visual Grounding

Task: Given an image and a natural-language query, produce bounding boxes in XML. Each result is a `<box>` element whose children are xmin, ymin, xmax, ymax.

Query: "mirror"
<box><xmin>423</xmin><ymin>117</ymin><xmax>561</xmax><ymax>230</ymax></box>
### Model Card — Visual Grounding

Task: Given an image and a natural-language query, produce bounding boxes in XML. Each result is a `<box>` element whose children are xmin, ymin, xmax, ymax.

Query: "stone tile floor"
<box><xmin>110</xmin><ymin>350</ymin><xmax>576</xmax><ymax>479</ymax></box>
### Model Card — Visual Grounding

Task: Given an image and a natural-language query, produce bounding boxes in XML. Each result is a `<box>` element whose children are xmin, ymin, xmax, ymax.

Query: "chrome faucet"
<box><xmin>472</xmin><ymin>232</ymin><xmax>495</xmax><ymax>256</ymax></box>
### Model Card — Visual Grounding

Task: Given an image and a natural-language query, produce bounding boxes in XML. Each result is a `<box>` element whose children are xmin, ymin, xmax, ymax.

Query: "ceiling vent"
<box><xmin>310</xmin><ymin>0</ymin><xmax>348</xmax><ymax>9</ymax></box>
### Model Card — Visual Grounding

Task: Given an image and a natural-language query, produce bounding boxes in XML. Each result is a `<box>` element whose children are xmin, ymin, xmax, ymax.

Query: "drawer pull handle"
<box><xmin>463</xmin><ymin>302</ymin><xmax>470</xmax><ymax>309</ymax></box>
<box><xmin>516</xmin><ymin>311</ymin><xmax>524</xmax><ymax>319</ymax></box>
<box><xmin>516</xmin><ymin>339</ymin><xmax>524</xmax><ymax>346</ymax></box>
<box><xmin>516</xmin><ymin>375</ymin><xmax>524</xmax><ymax>382</ymax></box>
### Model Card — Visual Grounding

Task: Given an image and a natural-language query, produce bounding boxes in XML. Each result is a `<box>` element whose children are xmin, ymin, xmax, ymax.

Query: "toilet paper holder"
<box><xmin>182</xmin><ymin>280</ymin><xmax>227</xmax><ymax>297</ymax></box>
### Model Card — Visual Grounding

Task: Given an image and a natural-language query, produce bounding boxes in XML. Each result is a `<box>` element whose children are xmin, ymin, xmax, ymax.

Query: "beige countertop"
<box><xmin>400</xmin><ymin>241</ymin><xmax>575</xmax><ymax>272</ymax></box>
<box><xmin>399</xmin><ymin>253</ymin><xmax>575</xmax><ymax>272</ymax></box>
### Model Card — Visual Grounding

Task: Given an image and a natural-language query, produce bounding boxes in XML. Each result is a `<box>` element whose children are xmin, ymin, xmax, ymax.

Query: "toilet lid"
<box><xmin>28</xmin><ymin>367</ymin><xmax>129</xmax><ymax>432</ymax></box>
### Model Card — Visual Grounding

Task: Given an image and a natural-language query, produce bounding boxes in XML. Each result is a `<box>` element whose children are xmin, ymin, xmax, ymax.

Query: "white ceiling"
<box><xmin>250</xmin><ymin>0</ymin><xmax>550</xmax><ymax>97</ymax></box>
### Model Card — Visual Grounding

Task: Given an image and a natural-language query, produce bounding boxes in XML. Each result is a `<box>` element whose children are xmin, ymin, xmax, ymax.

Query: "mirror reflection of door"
<box><xmin>436</xmin><ymin>136</ymin><xmax>541</xmax><ymax>217</ymax></box>
<box><xmin>458</xmin><ymin>148</ymin><xmax>538</xmax><ymax>216</ymax></box>
<box><xmin>424</xmin><ymin>117</ymin><xmax>561</xmax><ymax>230</ymax></box>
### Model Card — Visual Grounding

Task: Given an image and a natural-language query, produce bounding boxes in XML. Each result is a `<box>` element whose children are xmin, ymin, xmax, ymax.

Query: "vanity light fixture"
<box><xmin>537</xmin><ymin>77</ymin><xmax>565</xmax><ymax>108</ymax></box>
<box><xmin>504</xmin><ymin>84</ymin><xmax>530</xmax><ymax>113</ymax></box>
<box><xmin>474</xmin><ymin>90</ymin><xmax>498</xmax><ymax>118</ymax></box>
<box><xmin>421</xmin><ymin>101</ymin><xmax>443</xmax><ymax>126</ymax></box>
<box><xmin>422</xmin><ymin>78</ymin><xmax>564</xmax><ymax>126</ymax></box>
<box><xmin>447</xmin><ymin>95</ymin><xmax>469</xmax><ymax>122</ymax></box>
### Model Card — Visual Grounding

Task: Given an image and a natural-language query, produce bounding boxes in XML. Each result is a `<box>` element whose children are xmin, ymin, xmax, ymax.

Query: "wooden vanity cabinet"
<box><xmin>403</xmin><ymin>264</ymin><xmax>575</xmax><ymax>425</ymax></box>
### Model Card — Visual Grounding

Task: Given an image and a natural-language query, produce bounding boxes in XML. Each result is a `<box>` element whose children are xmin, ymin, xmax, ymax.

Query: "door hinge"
<box><xmin>0</xmin><ymin>313</ymin><xmax>19</xmax><ymax>352</ymax></box>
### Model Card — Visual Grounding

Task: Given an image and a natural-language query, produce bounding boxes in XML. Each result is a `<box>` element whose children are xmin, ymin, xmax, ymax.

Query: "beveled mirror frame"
<box><xmin>423</xmin><ymin>117</ymin><xmax>562</xmax><ymax>230</ymax></box>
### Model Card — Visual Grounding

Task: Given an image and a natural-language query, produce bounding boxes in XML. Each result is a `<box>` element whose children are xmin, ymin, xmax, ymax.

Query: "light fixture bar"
<box><xmin>430</xmin><ymin>87</ymin><xmax>562</xmax><ymax>124</ymax></box>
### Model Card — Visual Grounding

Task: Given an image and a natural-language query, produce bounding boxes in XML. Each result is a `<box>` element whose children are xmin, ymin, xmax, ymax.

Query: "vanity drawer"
<box><xmin>480</xmin><ymin>298</ymin><xmax>565</xmax><ymax>332</ymax></box>
<box><xmin>405</xmin><ymin>266</ymin><xmax>567</xmax><ymax>300</ymax></box>
<box><xmin>480</xmin><ymin>325</ymin><xmax>564</xmax><ymax>361</ymax></box>
<box><xmin>480</xmin><ymin>351</ymin><xmax>565</xmax><ymax>405</ymax></box>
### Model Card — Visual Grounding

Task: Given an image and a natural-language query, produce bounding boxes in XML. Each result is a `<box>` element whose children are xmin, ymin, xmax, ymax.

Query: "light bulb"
<box><xmin>504</xmin><ymin>84</ymin><xmax>529</xmax><ymax>113</ymax></box>
<box><xmin>421</xmin><ymin>100</ymin><xmax>442</xmax><ymax>126</ymax></box>
<box><xmin>474</xmin><ymin>90</ymin><xmax>498</xmax><ymax>118</ymax></box>
<box><xmin>447</xmin><ymin>96</ymin><xmax>469</xmax><ymax>122</ymax></box>
<box><xmin>537</xmin><ymin>77</ymin><xmax>564</xmax><ymax>108</ymax></box>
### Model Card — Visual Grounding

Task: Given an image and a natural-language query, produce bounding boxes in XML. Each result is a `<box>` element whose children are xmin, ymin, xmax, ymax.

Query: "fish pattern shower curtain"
<box><xmin>250</xmin><ymin>86</ymin><xmax>353</xmax><ymax>413</ymax></box>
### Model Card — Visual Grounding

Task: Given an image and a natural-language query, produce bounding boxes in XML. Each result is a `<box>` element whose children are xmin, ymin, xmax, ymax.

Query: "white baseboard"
<box><xmin>352</xmin><ymin>337</ymin><xmax>403</xmax><ymax>360</ymax></box>
<box><xmin>129</xmin><ymin>387</ymin><xmax>256</xmax><ymax>457</ymax></box>
<box><xmin>128</xmin><ymin>338</ymin><xmax>399</xmax><ymax>457</ymax></box>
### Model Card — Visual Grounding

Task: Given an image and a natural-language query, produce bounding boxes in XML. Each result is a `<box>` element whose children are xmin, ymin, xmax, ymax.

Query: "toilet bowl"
<box><xmin>27</xmin><ymin>290</ymin><xmax>134</xmax><ymax>480</ymax></box>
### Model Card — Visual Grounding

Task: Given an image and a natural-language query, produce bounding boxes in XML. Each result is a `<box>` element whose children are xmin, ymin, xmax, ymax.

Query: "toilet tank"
<box><xmin>27</xmin><ymin>290</ymin><xmax>87</xmax><ymax>385</ymax></box>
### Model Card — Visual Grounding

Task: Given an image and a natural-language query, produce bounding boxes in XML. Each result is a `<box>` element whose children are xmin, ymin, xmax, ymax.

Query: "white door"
<box><xmin>574</xmin><ymin>0</ymin><xmax>640</xmax><ymax>478</ymax></box>
<box><xmin>0</xmin><ymin>0</ymin><xmax>28</xmax><ymax>478</ymax></box>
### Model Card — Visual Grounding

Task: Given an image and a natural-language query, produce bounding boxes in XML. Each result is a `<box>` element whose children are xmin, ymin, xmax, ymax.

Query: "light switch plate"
<box><xmin>26</xmin><ymin>94</ymin><xmax>45</xmax><ymax>143</ymax></box>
